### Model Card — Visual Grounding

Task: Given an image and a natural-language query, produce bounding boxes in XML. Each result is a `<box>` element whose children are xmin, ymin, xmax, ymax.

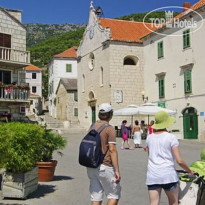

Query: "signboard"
<box><xmin>158</xmin><ymin>101</ymin><xmax>166</xmax><ymax>108</ymax></box>
<box><xmin>114</xmin><ymin>90</ymin><xmax>123</xmax><ymax>103</ymax></box>
<box><xmin>200</xmin><ymin>112</ymin><xmax>204</xmax><ymax>116</ymax></box>
<box><xmin>20</xmin><ymin>106</ymin><xmax>26</xmax><ymax>114</ymax></box>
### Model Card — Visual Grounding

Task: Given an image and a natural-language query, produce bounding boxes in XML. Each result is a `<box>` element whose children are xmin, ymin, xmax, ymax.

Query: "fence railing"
<box><xmin>0</xmin><ymin>46</ymin><xmax>30</xmax><ymax>64</ymax></box>
<box><xmin>0</xmin><ymin>86</ymin><xmax>30</xmax><ymax>100</ymax></box>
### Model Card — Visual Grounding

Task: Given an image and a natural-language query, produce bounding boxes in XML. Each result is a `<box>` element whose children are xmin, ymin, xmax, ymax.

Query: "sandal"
<box><xmin>121</xmin><ymin>147</ymin><xmax>125</xmax><ymax>150</ymax></box>
<box><xmin>129</xmin><ymin>147</ymin><xmax>134</xmax><ymax>150</ymax></box>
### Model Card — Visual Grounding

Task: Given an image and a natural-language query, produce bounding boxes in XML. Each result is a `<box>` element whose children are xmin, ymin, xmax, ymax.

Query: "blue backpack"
<box><xmin>79</xmin><ymin>123</ymin><xmax>109</xmax><ymax>168</ymax></box>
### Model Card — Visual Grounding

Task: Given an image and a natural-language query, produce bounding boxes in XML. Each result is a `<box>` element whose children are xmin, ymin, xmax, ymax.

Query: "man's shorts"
<box><xmin>87</xmin><ymin>164</ymin><xmax>121</xmax><ymax>201</ymax></box>
<box><xmin>147</xmin><ymin>182</ymin><xmax>179</xmax><ymax>191</ymax></box>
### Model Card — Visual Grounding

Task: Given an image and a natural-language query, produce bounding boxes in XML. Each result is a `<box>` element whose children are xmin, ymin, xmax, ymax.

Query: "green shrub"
<box><xmin>0</xmin><ymin>122</ymin><xmax>45</xmax><ymax>173</ymax></box>
<box><xmin>40</xmin><ymin>129</ymin><xmax>67</xmax><ymax>162</ymax></box>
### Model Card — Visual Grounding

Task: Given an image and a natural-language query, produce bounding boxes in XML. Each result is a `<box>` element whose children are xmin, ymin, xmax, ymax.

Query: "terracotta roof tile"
<box><xmin>174</xmin><ymin>0</ymin><xmax>205</xmax><ymax>20</ymax></box>
<box><xmin>30</xmin><ymin>93</ymin><xmax>40</xmax><ymax>97</ymax></box>
<box><xmin>99</xmin><ymin>18</ymin><xmax>156</xmax><ymax>43</ymax></box>
<box><xmin>26</xmin><ymin>64</ymin><xmax>42</xmax><ymax>71</ymax></box>
<box><xmin>142</xmin><ymin>0</ymin><xmax>205</xmax><ymax>38</ymax></box>
<box><xmin>55</xmin><ymin>46</ymin><xmax>78</xmax><ymax>58</ymax></box>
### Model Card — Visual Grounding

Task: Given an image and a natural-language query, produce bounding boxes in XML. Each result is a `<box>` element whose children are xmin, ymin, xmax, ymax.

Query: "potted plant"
<box><xmin>0</xmin><ymin>122</ymin><xmax>45</xmax><ymax>199</ymax></box>
<box><xmin>37</xmin><ymin>129</ymin><xmax>67</xmax><ymax>182</ymax></box>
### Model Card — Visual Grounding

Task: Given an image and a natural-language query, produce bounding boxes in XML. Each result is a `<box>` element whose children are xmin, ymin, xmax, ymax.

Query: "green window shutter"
<box><xmin>183</xmin><ymin>29</ymin><xmax>190</xmax><ymax>49</ymax></box>
<box><xmin>74</xmin><ymin>108</ymin><xmax>78</xmax><ymax>116</ymax></box>
<box><xmin>74</xmin><ymin>92</ymin><xmax>78</xmax><ymax>101</ymax></box>
<box><xmin>184</xmin><ymin>70</ymin><xmax>192</xmax><ymax>93</ymax></box>
<box><xmin>158</xmin><ymin>41</ymin><xmax>164</xmax><ymax>59</ymax></box>
<box><xmin>66</xmin><ymin>64</ymin><xmax>72</xmax><ymax>72</ymax></box>
<box><xmin>159</xmin><ymin>77</ymin><xmax>165</xmax><ymax>98</ymax></box>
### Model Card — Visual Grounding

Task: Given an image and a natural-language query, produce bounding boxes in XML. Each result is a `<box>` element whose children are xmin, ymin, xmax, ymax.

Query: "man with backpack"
<box><xmin>80</xmin><ymin>103</ymin><xmax>121</xmax><ymax>205</ymax></box>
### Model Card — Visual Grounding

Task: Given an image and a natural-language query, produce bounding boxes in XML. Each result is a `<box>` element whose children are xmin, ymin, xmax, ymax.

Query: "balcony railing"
<box><xmin>0</xmin><ymin>46</ymin><xmax>30</xmax><ymax>65</ymax></box>
<box><xmin>0</xmin><ymin>86</ymin><xmax>30</xmax><ymax>101</ymax></box>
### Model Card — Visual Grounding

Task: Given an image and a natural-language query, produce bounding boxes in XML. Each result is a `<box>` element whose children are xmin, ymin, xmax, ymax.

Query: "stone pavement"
<box><xmin>1</xmin><ymin>132</ymin><xmax>205</xmax><ymax>205</ymax></box>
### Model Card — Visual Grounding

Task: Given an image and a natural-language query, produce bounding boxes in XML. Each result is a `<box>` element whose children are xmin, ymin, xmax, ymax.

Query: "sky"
<box><xmin>0</xmin><ymin>0</ymin><xmax>199</xmax><ymax>24</ymax></box>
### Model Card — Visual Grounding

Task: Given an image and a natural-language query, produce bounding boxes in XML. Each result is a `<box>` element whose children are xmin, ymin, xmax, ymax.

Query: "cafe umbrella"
<box><xmin>113</xmin><ymin>104</ymin><xmax>139</xmax><ymax>125</ymax></box>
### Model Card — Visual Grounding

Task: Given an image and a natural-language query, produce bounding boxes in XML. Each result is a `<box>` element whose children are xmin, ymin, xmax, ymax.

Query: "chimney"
<box><xmin>183</xmin><ymin>2</ymin><xmax>191</xmax><ymax>12</ymax></box>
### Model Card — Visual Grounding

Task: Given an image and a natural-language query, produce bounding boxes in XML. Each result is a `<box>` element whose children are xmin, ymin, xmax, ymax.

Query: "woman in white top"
<box><xmin>132</xmin><ymin>120</ymin><xmax>141</xmax><ymax>148</ymax></box>
<box><xmin>145</xmin><ymin>111</ymin><xmax>194</xmax><ymax>205</ymax></box>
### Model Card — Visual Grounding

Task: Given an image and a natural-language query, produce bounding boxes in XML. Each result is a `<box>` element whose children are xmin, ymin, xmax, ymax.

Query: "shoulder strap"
<box><xmin>90</xmin><ymin>123</ymin><xmax>95</xmax><ymax>130</ymax></box>
<box><xmin>96</xmin><ymin>123</ymin><xmax>110</xmax><ymax>133</ymax></box>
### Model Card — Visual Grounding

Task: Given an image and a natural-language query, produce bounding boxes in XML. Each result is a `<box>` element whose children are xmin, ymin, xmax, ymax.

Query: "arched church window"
<box><xmin>123</xmin><ymin>56</ymin><xmax>138</xmax><ymax>65</ymax></box>
<box><xmin>88</xmin><ymin>53</ymin><xmax>95</xmax><ymax>70</ymax></box>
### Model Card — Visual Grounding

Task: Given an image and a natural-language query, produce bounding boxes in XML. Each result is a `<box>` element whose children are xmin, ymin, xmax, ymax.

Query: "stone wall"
<box><xmin>0</xmin><ymin>9</ymin><xmax>26</xmax><ymax>51</ymax></box>
<box><xmin>56</xmin><ymin>82</ymin><xmax>78</xmax><ymax>123</ymax></box>
<box><xmin>78</xmin><ymin>41</ymin><xmax>145</xmax><ymax>129</ymax></box>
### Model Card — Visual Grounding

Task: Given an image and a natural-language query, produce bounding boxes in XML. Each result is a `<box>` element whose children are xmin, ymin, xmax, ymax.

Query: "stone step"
<box><xmin>51</xmin><ymin>128</ymin><xmax>87</xmax><ymax>135</ymax></box>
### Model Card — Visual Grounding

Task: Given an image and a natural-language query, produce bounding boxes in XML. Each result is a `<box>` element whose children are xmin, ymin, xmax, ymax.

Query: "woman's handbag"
<box><xmin>123</xmin><ymin>133</ymin><xmax>128</xmax><ymax>140</ymax></box>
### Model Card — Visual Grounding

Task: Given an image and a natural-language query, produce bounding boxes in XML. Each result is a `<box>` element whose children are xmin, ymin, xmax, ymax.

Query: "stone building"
<box><xmin>48</xmin><ymin>46</ymin><xmax>78</xmax><ymax>118</ymax></box>
<box><xmin>77</xmin><ymin>2</ymin><xmax>154</xmax><ymax>128</ymax></box>
<box><xmin>55</xmin><ymin>78</ymin><xmax>78</xmax><ymax>125</ymax></box>
<box><xmin>0</xmin><ymin>7</ymin><xmax>30</xmax><ymax>120</ymax></box>
<box><xmin>141</xmin><ymin>0</ymin><xmax>205</xmax><ymax>140</ymax></box>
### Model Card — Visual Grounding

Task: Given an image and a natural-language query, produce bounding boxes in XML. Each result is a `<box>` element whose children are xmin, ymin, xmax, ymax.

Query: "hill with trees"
<box><xmin>28</xmin><ymin>27</ymin><xmax>85</xmax><ymax>67</ymax></box>
<box><xmin>26</xmin><ymin>23</ymin><xmax>85</xmax><ymax>48</ymax></box>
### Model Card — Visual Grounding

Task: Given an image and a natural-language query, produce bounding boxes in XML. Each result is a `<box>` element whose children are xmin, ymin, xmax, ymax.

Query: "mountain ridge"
<box><xmin>26</xmin><ymin>23</ymin><xmax>86</xmax><ymax>48</ymax></box>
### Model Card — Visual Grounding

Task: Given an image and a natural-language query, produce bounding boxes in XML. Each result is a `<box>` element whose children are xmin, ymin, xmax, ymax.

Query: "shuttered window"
<box><xmin>159</xmin><ymin>77</ymin><xmax>165</xmax><ymax>98</ymax></box>
<box><xmin>184</xmin><ymin>70</ymin><xmax>192</xmax><ymax>93</ymax></box>
<box><xmin>74</xmin><ymin>108</ymin><xmax>78</xmax><ymax>116</ymax></box>
<box><xmin>0</xmin><ymin>33</ymin><xmax>11</xmax><ymax>48</ymax></box>
<box><xmin>158</xmin><ymin>41</ymin><xmax>164</xmax><ymax>59</ymax></box>
<box><xmin>66</xmin><ymin>64</ymin><xmax>72</xmax><ymax>72</ymax></box>
<box><xmin>74</xmin><ymin>91</ymin><xmax>78</xmax><ymax>101</ymax></box>
<box><xmin>183</xmin><ymin>29</ymin><xmax>190</xmax><ymax>49</ymax></box>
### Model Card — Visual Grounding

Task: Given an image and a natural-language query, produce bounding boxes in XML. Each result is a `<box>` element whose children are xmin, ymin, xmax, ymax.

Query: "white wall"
<box><xmin>143</xmin><ymin>11</ymin><xmax>205</xmax><ymax>140</ymax></box>
<box><xmin>26</xmin><ymin>71</ymin><xmax>42</xmax><ymax>97</ymax></box>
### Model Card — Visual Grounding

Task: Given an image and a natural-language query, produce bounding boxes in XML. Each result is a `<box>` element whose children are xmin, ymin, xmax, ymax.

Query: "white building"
<box><xmin>141</xmin><ymin>0</ymin><xmax>205</xmax><ymax>140</ymax></box>
<box><xmin>48</xmin><ymin>46</ymin><xmax>78</xmax><ymax>118</ymax></box>
<box><xmin>25</xmin><ymin>64</ymin><xmax>42</xmax><ymax>114</ymax></box>
<box><xmin>26</xmin><ymin>64</ymin><xmax>42</xmax><ymax>97</ymax></box>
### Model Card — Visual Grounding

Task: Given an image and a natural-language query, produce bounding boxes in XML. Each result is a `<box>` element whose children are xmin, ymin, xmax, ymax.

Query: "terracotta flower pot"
<box><xmin>37</xmin><ymin>160</ymin><xmax>57</xmax><ymax>182</ymax></box>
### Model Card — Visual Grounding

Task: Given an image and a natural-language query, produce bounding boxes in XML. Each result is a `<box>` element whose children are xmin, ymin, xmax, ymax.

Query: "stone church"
<box><xmin>77</xmin><ymin>2</ymin><xmax>154</xmax><ymax>128</ymax></box>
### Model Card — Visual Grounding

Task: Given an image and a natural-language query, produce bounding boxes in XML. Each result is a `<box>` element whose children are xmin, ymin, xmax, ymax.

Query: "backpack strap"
<box><xmin>96</xmin><ymin>123</ymin><xmax>110</xmax><ymax>158</ymax></box>
<box><xmin>96</xmin><ymin>123</ymin><xmax>110</xmax><ymax>133</ymax></box>
<box><xmin>90</xmin><ymin>123</ymin><xmax>95</xmax><ymax>130</ymax></box>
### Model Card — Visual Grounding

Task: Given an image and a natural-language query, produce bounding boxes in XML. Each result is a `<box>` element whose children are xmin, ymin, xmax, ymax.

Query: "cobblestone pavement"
<box><xmin>1</xmin><ymin>133</ymin><xmax>205</xmax><ymax>205</ymax></box>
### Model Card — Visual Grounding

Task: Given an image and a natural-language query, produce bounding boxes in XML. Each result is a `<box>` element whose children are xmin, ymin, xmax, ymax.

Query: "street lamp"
<box><xmin>141</xmin><ymin>91</ymin><xmax>148</xmax><ymax>102</ymax></box>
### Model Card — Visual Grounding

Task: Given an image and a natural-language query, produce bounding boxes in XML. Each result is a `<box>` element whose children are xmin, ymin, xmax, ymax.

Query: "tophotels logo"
<box><xmin>143</xmin><ymin>6</ymin><xmax>204</xmax><ymax>37</ymax></box>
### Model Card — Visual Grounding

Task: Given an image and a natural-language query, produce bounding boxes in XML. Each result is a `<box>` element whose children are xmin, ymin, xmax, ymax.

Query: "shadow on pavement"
<box><xmin>28</xmin><ymin>184</ymin><xmax>56</xmax><ymax>199</ymax></box>
<box><xmin>52</xmin><ymin>175</ymin><xmax>74</xmax><ymax>181</ymax></box>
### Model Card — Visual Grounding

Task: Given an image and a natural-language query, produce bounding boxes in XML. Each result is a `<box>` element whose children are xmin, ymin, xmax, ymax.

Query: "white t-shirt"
<box><xmin>146</xmin><ymin>132</ymin><xmax>179</xmax><ymax>185</ymax></box>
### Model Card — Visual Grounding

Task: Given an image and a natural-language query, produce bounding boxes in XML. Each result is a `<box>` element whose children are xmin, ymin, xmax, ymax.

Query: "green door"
<box><xmin>183</xmin><ymin>107</ymin><xmax>198</xmax><ymax>139</ymax></box>
<box><xmin>91</xmin><ymin>106</ymin><xmax>96</xmax><ymax>124</ymax></box>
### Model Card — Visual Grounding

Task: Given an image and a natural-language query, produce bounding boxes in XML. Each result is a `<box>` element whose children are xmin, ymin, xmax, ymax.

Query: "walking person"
<box><xmin>132</xmin><ymin>120</ymin><xmax>142</xmax><ymax>148</ymax></box>
<box><xmin>86</xmin><ymin>103</ymin><xmax>121</xmax><ymax>205</ymax></box>
<box><xmin>121</xmin><ymin>120</ymin><xmax>133</xmax><ymax>150</ymax></box>
<box><xmin>148</xmin><ymin>120</ymin><xmax>155</xmax><ymax>135</ymax></box>
<box><xmin>38</xmin><ymin>116</ymin><xmax>47</xmax><ymax>129</ymax></box>
<box><xmin>145</xmin><ymin>111</ymin><xmax>194</xmax><ymax>205</ymax></box>
<box><xmin>141</xmin><ymin>120</ymin><xmax>148</xmax><ymax>139</ymax></box>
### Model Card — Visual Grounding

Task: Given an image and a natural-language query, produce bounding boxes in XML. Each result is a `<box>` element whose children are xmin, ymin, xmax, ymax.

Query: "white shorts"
<box><xmin>87</xmin><ymin>164</ymin><xmax>121</xmax><ymax>201</ymax></box>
